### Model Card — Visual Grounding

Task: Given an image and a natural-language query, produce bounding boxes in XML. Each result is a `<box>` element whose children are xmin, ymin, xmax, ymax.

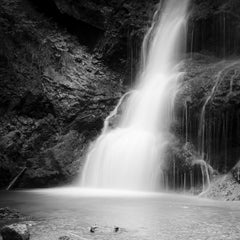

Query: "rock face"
<box><xmin>1</xmin><ymin>224</ymin><xmax>30</xmax><ymax>240</ymax></box>
<box><xmin>201</xmin><ymin>173</ymin><xmax>240</xmax><ymax>201</ymax></box>
<box><xmin>52</xmin><ymin>0</ymin><xmax>158</xmax><ymax>72</ymax></box>
<box><xmin>176</xmin><ymin>54</ymin><xmax>240</xmax><ymax>173</ymax></box>
<box><xmin>51</xmin><ymin>0</ymin><xmax>240</xmax><ymax>69</ymax></box>
<box><xmin>231</xmin><ymin>161</ymin><xmax>240</xmax><ymax>183</ymax></box>
<box><xmin>0</xmin><ymin>0</ymin><xmax>124</xmax><ymax>187</ymax></box>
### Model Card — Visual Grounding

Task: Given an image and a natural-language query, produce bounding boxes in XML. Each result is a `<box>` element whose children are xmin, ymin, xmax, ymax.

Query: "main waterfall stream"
<box><xmin>81</xmin><ymin>0</ymin><xmax>189</xmax><ymax>191</ymax></box>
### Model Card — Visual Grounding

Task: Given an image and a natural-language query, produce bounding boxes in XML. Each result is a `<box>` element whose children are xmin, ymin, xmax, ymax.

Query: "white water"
<box><xmin>80</xmin><ymin>0</ymin><xmax>189</xmax><ymax>191</ymax></box>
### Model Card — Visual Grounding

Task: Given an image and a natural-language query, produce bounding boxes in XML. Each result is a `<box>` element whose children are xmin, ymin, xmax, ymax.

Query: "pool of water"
<box><xmin>0</xmin><ymin>188</ymin><xmax>240</xmax><ymax>240</ymax></box>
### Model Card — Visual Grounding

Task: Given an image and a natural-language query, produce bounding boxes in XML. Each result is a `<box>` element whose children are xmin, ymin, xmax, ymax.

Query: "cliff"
<box><xmin>0</xmin><ymin>0</ymin><xmax>124</xmax><ymax>187</ymax></box>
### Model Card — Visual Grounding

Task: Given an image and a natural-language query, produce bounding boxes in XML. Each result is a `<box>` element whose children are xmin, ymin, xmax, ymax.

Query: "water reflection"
<box><xmin>0</xmin><ymin>189</ymin><xmax>240</xmax><ymax>239</ymax></box>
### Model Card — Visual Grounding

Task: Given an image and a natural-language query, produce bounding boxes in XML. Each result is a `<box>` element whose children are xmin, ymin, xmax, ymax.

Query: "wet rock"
<box><xmin>52</xmin><ymin>0</ymin><xmax>157</xmax><ymax>71</ymax></box>
<box><xmin>0</xmin><ymin>130</ymin><xmax>22</xmax><ymax>162</ymax></box>
<box><xmin>201</xmin><ymin>174</ymin><xmax>240</xmax><ymax>201</ymax></box>
<box><xmin>20</xmin><ymin>130</ymin><xmax>88</xmax><ymax>187</ymax></box>
<box><xmin>89</xmin><ymin>225</ymin><xmax>122</xmax><ymax>234</ymax></box>
<box><xmin>0</xmin><ymin>155</ymin><xmax>13</xmax><ymax>188</ymax></box>
<box><xmin>59</xmin><ymin>236</ymin><xmax>71</xmax><ymax>240</ymax></box>
<box><xmin>0</xmin><ymin>224</ymin><xmax>30</xmax><ymax>240</ymax></box>
<box><xmin>13</xmin><ymin>91</ymin><xmax>55</xmax><ymax>119</ymax></box>
<box><xmin>53</xmin><ymin>0</ymin><xmax>111</xmax><ymax>30</ymax></box>
<box><xmin>231</xmin><ymin>161</ymin><xmax>240</xmax><ymax>183</ymax></box>
<box><xmin>177</xmin><ymin>55</ymin><xmax>240</xmax><ymax>173</ymax></box>
<box><xmin>90</xmin><ymin>226</ymin><xmax>98</xmax><ymax>233</ymax></box>
<box><xmin>0</xmin><ymin>0</ymin><xmax>123</xmax><ymax>187</ymax></box>
<box><xmin>0</xmin><ymin>208</ymin><xmax>23</xmax><ymax>219</ymax></box>
<box><xmin>66</xmin><ymin>114</ymin><xmax>103</xmax><ymax>133</ymax></box>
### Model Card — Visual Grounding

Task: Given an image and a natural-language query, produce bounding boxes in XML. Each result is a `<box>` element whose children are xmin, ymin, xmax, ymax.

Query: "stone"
<box><xmin>1</xmin><ymin>224</ymin><xmax>30</xmax><ymax>240</ymax></box>
<box><xmin>90</xmin><ymin>226</ymin><xmax>98</xmax><ymax>233</ymax></box>
<box><xmin>231</xmin><ymin>161</ymin><xmax>240</xmax><ymax>183</ymax></box>
<box><xmin>0</xmin><ymin>207</ymin><xmax>23</xmax><ymax>219</ymax></box>
<box><xmin>59</xmin><ymin>236</ymin><xmax>70</xmax><ymax>240</ymax></box>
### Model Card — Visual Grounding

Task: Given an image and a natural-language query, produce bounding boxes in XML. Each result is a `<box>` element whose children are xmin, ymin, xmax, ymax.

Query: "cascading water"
<box><xmin>80</xmin><ymin>0</ymin><xmax>189</xmax><ymax>191</ymax></box>
<box><xmin>196</xmin><ymin>61</ymin><xmax>240</xmax><ymax>191</ymax></box>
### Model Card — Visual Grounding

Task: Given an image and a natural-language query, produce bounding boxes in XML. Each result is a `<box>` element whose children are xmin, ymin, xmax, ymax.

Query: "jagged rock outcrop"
<box><xmin>201</xmin><ymin>173</ymin><xmax>240</xmax><ymax>201</ymax></box>
<box><xmin>50</xmin><ymin>0</ymin><xmax>240</xmax><ymax>69</ymax></box>
<box><xmin>52</xmin><ymin>0</ymin><xmax>158</xmax><ymax>73</ymax></box>
<box><xmin>1</xmin><ymin>224</ymin><xmax>30</xmax><ymax>240</ymax></box>
<box><xmin>0</xmin><ymin>0</ymin><xmax>124</xmax><ymax>187</ymax></box>
<box><xmin>176</xmin><ymin>54</ymin><xmax>240</xmax><ymax>173</ymax></box>
<box><xmin>0</xmin><ymin>208</ymin><xmax>26</xmax><ymax>220</ymax></box>
<box><xmin>231</xmin><ymin>160</ymin><xmax>240</xmax><ymax>183</ymax></box>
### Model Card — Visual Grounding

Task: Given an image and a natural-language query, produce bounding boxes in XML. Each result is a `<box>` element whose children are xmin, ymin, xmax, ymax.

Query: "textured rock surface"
<box><xmin>176</xmin><ymin>54</ymin><xmax>240</xmax><ymax>172</ymax></box>
<box><xmin>59</xmin><ymin>236</ymin><xmax>71</xmax><ymax>240</ymax></box>
<box><xmin>0</xmin><ymin>0</ymin><xmax>124</xmax><ymax>187</ymax></box>
<box><xmin>201</xmin><ymin>174</ymin><xmax>240</xmax><ymax>201</ymax></box>
<box><xmin>51</xmin><ymin>0</ymin><xmax>240</xmax><ymax>68</ymax></box>
<box><xmin>0</xmin><ymin>208</ymin><xmax>25</xmax><ymax>220</ymax></box>
<box><xmin>52</xmin><ymin>0</ymin><xmax>158</xmax><ymax>74</ymax></box>
<box><xmin>231</xmin><ymin>160</ymin><xmax>240</xmax><ymax>183</ymax></box>
<box><xmin>1</xmin><ymin>224</ymin><xmax>30</xmax><ymax>240</ymax></box>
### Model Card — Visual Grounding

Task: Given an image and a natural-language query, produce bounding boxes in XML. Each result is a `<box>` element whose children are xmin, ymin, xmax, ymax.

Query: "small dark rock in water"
<box><xmin>1</xmin><ymin>224</ymin><xmax>30</xmax><ymax>240</ymax></box>
<box><xmin>90</xmin><ymin>226</ymin><xmax>98</xmax><ymax>233</ymax></box>
<box><xmin>0</xmin><ymin>208</ymin><xmax>23</xmax><ymax>219</ymax></box>
<box><xmin>231</xmin><ymin>161</ymin><xmax>240</xmax><ymax>183</ymax></box>
<box><xmin>58</xmin><ymin>236</ymin><xmax>71</xmax><ymax>240</ymax></box>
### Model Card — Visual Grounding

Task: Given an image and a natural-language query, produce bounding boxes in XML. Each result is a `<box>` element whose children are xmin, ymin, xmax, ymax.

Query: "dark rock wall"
<box><xmin>190</xmin><ymin>0</ymin><xmax>240</xmax><ymax>56</ymax></box>
<box><xmin>52</xmin><ymin>0</ymin><xmax>159</xmax><ymax>80</ymax></box>
<box><xmin>175</xmin><ymin>54</ymin><xmax>240</xmax><ymax>175</ymax></box>
<box><xmin>51</xmin><ymin>0</ymin><xmax>240</xmax><ymax>69</ymax></box>
<box><xmin>0</xmin><ymin>0</ymin><xmax>124</xmax><ymax>188</ymax></box>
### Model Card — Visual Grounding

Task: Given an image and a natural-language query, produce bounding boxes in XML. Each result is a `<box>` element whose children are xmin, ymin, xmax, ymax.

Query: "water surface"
<box><xmin>0</xmin><ymin>188</ymin><xmax>240</xmax><ymax>240</ymax></box>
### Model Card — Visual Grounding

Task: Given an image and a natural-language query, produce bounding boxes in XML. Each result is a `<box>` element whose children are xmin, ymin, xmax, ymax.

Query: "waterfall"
<box><xmin>80</xmin><ymin>0</ymin><xmax>190</xmax><ymax>191</ymax></box>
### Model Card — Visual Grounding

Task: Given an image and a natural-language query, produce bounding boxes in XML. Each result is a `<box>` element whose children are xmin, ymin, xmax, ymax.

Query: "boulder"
<box><xmin>1</xmin><ymin>224</ymin><xmax>30</xmax><ymax>240</ymax></box>
<box><xmin>201</xmin><ymin>174</ymin><xmax>240</xmax><ymax>201</ymax></box>
<box><xmin>231</xmin><ymin>161</ymin><xmax>240</xmax><ymax>183</ymax></box>
<box><xmin>0</xmin><ymin>208</ymin><xmax>24</xmax><ymax>219</ymax></box>
<box><xmin>59</xmin><ymin>236</ymin><xmax>71</xmax><ymax>240</ymax></box>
